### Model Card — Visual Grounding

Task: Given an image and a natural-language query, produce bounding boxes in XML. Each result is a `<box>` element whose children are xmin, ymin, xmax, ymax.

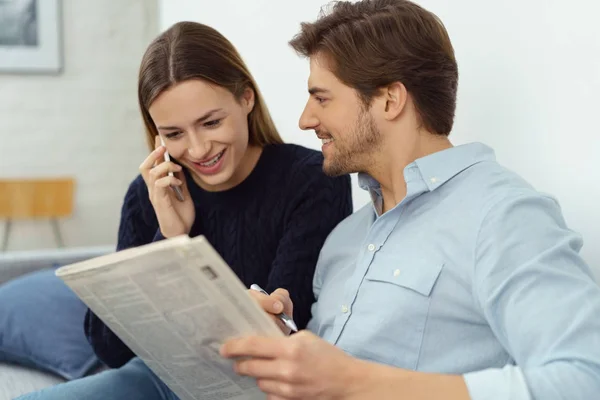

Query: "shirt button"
<box><xmin>341</xmin><ymin>305</ymin><xmax>349</xmax><ymax>313</ymax></box>
<box><xmin>430</xmin><ymin>177</ymin><xmax>438</xmax><ymax>184</ymax></box>
<box><xmin>393</xmin><ymin>269</ymin><xmax>401</xmax><ymax>277</ymax></box>
<box><xmin>367</xmin><ymin>243</ymin><xmax>376</xmax><ymax>251</ymax></box>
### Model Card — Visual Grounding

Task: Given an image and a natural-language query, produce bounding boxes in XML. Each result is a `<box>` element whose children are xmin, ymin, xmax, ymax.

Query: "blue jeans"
<box><xmin>16</xmin><ymin>357</ymin><xmax>178</xmax><ymax>400</ymax></box>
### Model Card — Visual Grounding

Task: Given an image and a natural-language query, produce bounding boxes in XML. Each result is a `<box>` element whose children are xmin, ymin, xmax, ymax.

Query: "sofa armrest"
<box><xmin>0</xmin><ymin>246</ymin><xmax>114</xmax><ymax>285</ymax></box>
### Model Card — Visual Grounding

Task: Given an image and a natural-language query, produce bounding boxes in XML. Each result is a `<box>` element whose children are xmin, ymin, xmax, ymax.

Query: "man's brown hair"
<box><xmin>289</xmin><ymin>0</ymin><xmax>458</xmax><ymax>136</ymax></box>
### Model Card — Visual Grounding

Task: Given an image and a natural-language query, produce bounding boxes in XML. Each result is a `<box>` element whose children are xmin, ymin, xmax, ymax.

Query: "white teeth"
<box><xmin>321</xmin><ymin>138</ymin><xmax>334</xmax><ymax>145</ymax></box>
<box><xmin>199</xmin><ymin>150</ymin><xmax>224</xmax><ymax>167</ymax></box>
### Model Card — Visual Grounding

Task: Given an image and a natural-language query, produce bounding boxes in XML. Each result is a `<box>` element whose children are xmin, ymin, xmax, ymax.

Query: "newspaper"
<box><xmin>56</xmin><ymin>235</ymin><xmax>284</xmax><ymax>400</ymax></box>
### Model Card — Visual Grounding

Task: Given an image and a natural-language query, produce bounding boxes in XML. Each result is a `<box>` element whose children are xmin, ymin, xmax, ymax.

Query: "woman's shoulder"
<box><xmin>121</xmin><ymin>174</ymin><xmax>157</xmax><ymax>226</ymax></box>
<box><xmin>265</xmin><ymin>143</ymin><xmax>324</xmax><ymax>168</ymax></box>
<box><xmin>123</xmin><ymin>173</ymin><xmax>148</xmax><ymax>202</ymax></box>
<box><xmin>263</xmin><ymin>143</ymin><xmax>351</xmax><ymax>193</ymax></box>
<box><xmin>261</xmin><ymin>143</ymin><xmax>332</xmax><ymax>185</ymax></box>
<box><xmin>262</xmin><ymin>143</ymin><xmax>353</xmax><ymax>226</ymax></box>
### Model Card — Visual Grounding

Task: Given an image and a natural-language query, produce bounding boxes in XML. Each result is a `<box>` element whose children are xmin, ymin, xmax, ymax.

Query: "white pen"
<box><xmin>158</xmin><ymin>135</ymin><xmax>185</xmax><ymax>202</ymax></box>
<box><xmin>250</xmin><ymin>284</ymin><xmax>298</xmax><ymax>332</ymax></box>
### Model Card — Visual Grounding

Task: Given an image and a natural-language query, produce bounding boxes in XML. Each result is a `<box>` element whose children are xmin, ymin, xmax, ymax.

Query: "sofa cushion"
<box><xmin>0</xmin><ymin>268</ymin><xmax>101</xmax><ymax>380</ymax></box>
<box><xmin>0</xmin><ymin>363</ymin><xmax>65</xmax><ymax>400</ymax></box>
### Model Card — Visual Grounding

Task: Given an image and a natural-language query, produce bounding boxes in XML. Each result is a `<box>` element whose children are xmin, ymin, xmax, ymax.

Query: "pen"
<box><xmin>250</xmin><ymin>284</ymin><xmax>298</xmax><ymax>332</ymax></box>
<box><xmin>158</xmin><ymin>135</ymin><xmax>185</xmax><ymax>202</ymax></box>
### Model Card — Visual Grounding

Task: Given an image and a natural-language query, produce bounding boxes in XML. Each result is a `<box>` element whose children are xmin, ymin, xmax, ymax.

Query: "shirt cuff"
<box><xmin>463</xmin><ymin>365</ymin><xmax>532</xmax><ymax>400</ymax></box>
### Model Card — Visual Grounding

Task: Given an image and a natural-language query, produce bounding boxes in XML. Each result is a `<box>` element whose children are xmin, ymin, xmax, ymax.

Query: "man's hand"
<box><xmin>220</xmin><ymin>330</ymin><xmax>368</xmax><ymax>400</ymax></box>
<box><xmin>221</xmin><ymin>331</ymin><xmax>472</xmax><ymax>400</ymax></box>
<box><xmin>248</xmin><ymin>288</ymin><xmax>294</xmax><ymax>335</ymax></box>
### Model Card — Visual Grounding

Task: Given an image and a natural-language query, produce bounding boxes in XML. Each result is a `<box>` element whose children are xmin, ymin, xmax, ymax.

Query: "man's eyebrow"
<box><xmin>308</xmin><ymin>87</ymin><xmax>330</xmax><ymax>95</ymax></box>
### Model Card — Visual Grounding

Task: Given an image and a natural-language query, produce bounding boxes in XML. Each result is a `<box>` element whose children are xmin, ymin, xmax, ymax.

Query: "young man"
<box><xmin>220</xmin><ymin>1</ymin><xmax>600</xmax><ymax>399</ymax></box>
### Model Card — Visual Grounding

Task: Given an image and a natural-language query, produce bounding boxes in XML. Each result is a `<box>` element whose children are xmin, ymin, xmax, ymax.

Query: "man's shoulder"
<box><xmin>322</xmin><ymin>203</ymin><xmax>373</xmax><ymax>246</ymax></box>
<box><xmin>448</xmin><ymin>159</ymin><xmax>567</xmax><ymax>243</ymax></box>
<box><xmin>442</xmin><ymin>155</ymin><xmax>548</xmax><ymax>211</ymax></box>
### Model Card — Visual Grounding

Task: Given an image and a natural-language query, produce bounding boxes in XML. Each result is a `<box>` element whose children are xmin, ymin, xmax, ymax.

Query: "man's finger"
<box><xmin>271</xmin><ymin>289</ymin><xmax>292</xmax><ymax>314</ymax></box>
<box><xmin>272</xmin><ymin>317</ymin><xmax>287</xmax><ymax>333</ymax></box>
<box><xmin>249</xmin><ymin>290</ymin><xmax>284</xmax><ymax>314</ymax></box>
<box><xmin>235</xmin><ymin>358</ymin><xmax>295</xmax><ymax>381</ymax></box>
<box><xmin>258</xmin><ymin>379</ymin><xmax>301</xmax><ymax>400</ymax></box>
<box><xmin>265</xmin><ymin>394</ymin><xmax>288</xmax><ymax>400</ymax></box>
<box><xmin>220</xmin><ymin>336</ymin><xmax>287</xmax><ymax>359</ymax></box>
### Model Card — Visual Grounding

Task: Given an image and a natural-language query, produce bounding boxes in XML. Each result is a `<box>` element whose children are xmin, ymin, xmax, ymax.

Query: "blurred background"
<box><xmin>0</xmin><ymin>0</ymin><xmax>598</xmax><ymax>279</ymax></box>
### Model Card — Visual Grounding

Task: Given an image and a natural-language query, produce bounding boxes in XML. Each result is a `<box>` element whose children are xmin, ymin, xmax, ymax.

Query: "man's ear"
<box><xmin>382</xmin><ymin>82</ymin><xmax>408</xmax><ymax>121</ymax></box>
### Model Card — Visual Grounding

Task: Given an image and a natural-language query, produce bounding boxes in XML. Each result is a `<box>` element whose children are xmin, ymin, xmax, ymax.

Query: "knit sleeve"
<box><xmin>265</xmin><ymin>164</ymin><xmax>353</xmax><ymax>330</ymax></box>
<box><xmin>84</xmin><ymin>175</ymin><xmax>158</xmax><ymax>368</ymax></box>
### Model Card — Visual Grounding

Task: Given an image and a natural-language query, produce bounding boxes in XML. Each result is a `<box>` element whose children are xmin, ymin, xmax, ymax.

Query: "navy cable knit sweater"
<box><xmin>84</xmin><ymin>143</ymin><xmax>353</xmax><ymax>368</ymax></box>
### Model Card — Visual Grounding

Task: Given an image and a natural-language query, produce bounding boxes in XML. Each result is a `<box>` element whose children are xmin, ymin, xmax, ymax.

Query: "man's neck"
<box><xmin>369</xmin><ymin>134</ymin><xmax>452</xmax><ymax>213</ymax></box>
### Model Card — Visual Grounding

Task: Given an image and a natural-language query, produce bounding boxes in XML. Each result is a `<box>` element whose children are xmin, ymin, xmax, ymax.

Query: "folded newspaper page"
<box><xmin>56</xmin><ymin>235</ymin><xmax>284</xmax><ymax>400</ymax></box>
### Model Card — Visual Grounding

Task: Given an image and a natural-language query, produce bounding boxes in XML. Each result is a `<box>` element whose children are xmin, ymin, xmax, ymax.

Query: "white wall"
<box><xmin>159</xmin><ymin>0</ymin><xmax>600</xmax><ymax>278</ymax></box>
<box><xmin>0</xmin><ymin>0</ymin><xmax>159</xmax><ymax>251</ymax></box>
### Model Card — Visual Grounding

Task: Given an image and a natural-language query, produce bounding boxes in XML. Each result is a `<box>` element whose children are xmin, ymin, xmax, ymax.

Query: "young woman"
<box><xmin>18</xmin><ymin>21</ymin><xmax>352</xmax><ymax>400</ymax></box>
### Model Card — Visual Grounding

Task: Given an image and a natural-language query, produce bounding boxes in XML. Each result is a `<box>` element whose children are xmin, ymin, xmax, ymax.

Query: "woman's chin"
<box><xmin>189</xmin><ymin>167</ymin><xmax>234</xmax><ymax>192</ymax></box>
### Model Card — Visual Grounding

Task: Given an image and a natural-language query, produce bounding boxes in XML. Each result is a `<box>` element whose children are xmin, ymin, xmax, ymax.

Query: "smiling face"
<box><xmin>149</xmin><ymin>79</ymin><xmax>261</xmax><ymax>191</ymax></box>
<box><xmin>298</xmin><ymin>55</ymin><xmax>383</xmax><ymax>177</ymax></box>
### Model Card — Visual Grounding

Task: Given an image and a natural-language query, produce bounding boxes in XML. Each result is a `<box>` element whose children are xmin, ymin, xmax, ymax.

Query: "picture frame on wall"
<box><xmin>0</xmin><ymin>0</ymin><xmax>62</xmax><ymax>74</ymax></box>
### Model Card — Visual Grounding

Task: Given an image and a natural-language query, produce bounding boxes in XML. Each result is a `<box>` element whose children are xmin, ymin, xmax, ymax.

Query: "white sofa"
<box><xmin>0</xmin><ymin>246</ymin><xmax>113</xmax><ymax>400</ymax></box>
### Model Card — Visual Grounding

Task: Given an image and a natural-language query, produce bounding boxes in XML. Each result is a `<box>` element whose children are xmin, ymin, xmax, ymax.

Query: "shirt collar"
<box><xmin>358</xmin><ymin>142</ymin><xmax>496</xmax><ymax>193</ymax></box>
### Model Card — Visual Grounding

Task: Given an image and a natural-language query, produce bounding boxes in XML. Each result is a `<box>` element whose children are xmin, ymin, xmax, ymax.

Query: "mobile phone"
<box><xmin>158</xmin><ymin>135</ymin><xmax>185</xmax><ymax>202</ymax></box>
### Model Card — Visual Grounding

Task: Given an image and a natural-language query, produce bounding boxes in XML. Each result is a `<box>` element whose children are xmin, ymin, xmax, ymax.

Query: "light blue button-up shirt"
<box><xmin>307</xmin><ymin>142</ymin><xmax>600</xmax><ymax>400</ymax></box>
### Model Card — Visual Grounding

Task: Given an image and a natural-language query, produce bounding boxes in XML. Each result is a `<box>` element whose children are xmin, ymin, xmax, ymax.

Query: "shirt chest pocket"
<box><xmin>344</xmin><ymin>257</ymin><xmax>443</xmax><ymax>369</ymax></box>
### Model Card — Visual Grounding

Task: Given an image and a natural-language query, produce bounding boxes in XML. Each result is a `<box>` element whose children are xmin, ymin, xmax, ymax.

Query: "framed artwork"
<box><xmin>0</xmin><ymin>0</ymin><xmax>62</xmax><ymax>74</ymax></box>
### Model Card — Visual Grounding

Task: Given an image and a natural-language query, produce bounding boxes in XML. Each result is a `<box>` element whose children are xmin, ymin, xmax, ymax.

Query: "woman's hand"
<box><xmin>139</xmin><ymin>137</ymin><xmax>195</xmax><ymax>237</ymax></box>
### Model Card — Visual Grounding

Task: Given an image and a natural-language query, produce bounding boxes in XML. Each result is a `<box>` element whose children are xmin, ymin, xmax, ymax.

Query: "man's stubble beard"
<box><xmin>323</xmin><ymin>108</ymin><xmax>382</xmax><ymax>177</ymax></box>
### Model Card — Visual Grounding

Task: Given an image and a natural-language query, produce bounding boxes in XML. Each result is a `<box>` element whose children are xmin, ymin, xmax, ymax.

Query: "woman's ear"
<box><xmin>242</xmin><ymin>87</ymin><xmax>255</xmax><ymax>114</ymax></box>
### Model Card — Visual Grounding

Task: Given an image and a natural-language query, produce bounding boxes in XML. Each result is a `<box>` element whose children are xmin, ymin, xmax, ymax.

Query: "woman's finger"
<box><xmin>173</xmin><ymin>169</ymin><xmax>190</xmax><ymax>195</ymax></box>
<box><xmin>154</xmin><ymin>175</ymin><xmax>183</xmax><ymax>189</ymax></box>
<box><xmin>148</xmin><ymin>161</ymin><xmax>182</xmax><ymax>181</ymax></box>
<box><xmin>139</xmin><ymin>146</ymin><xmax>167</xmax><ymax>182</ymax></box>
<box><xmin>154</xmin><ymin>135</ymin><xmax>166</xmax><ymax>167</ymax></box>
